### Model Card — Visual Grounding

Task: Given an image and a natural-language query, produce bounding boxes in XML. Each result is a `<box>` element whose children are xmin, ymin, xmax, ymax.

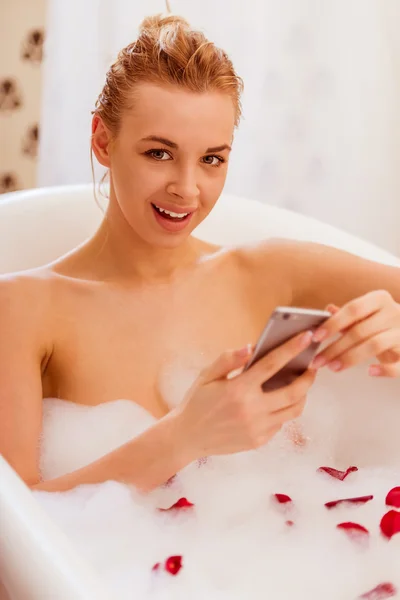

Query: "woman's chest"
<box><xmin>44</xmin><ymin>263</ymin><xmax>288</xmax><ymax>416</ymax></box>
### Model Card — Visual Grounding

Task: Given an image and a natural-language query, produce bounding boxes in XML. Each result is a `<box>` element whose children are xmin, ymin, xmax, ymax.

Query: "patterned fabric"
<box><xmin>0</xmin><ymin>0</ymin><xmax>46</xmax><ymax>194</ymax></box>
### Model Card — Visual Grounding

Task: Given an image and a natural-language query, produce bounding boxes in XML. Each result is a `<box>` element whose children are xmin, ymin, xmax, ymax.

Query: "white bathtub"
<box><xmin>0</xmin><ymin>185</ymin><xmax>399</xmax><ymax>600</ymax></box>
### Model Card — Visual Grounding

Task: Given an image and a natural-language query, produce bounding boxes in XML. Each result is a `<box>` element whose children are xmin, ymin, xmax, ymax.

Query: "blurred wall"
<box><xmin>39</xmin><ymin>0</ymin><xmax>400</xmax><ymax>253</ymax></box>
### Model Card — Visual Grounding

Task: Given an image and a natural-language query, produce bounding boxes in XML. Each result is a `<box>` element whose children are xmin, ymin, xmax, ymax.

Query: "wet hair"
<box><xmin>91</xmin><ymin>12</ymin><xmax>243</xmax><ymax>204</ymax></box>
<box><xmin>93</xmin><ymin>13</ymin><xmax>243</xmax><ymax>134</ymax></box>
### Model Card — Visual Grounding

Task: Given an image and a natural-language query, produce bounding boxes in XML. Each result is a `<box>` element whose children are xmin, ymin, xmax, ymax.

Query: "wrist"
<box><xmin>130</xmin><ymin>408</ymin><xmax>196</xmax><ymax>492</ymax></box>
<box><xmin>167</xmin><ymin>405</ymin><xmax>198</xmax><ymax>470</ymax></box>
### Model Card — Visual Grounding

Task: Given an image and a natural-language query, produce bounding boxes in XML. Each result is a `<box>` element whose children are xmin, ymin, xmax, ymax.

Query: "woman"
<box><xmin>1</xmin><ymin>14</ymin><xmax>399</xmax><ymax>494</ymax></box>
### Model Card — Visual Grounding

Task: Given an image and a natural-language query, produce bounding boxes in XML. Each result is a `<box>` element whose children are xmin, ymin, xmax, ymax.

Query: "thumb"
<box><xmin>198</xmin><ymin>344</ymin><xmax>253</xmax><ymax>385</ymax></box>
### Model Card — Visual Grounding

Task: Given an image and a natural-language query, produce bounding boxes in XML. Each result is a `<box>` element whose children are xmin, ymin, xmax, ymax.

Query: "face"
<box><xmin>92</xmin><ymin>82</ymin><xmax>236</xmax><ymax>248</ymax></box>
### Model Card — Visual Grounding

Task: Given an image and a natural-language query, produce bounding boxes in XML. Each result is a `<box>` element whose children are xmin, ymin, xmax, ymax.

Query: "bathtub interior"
<box><xmin>0</xmin><ymin>184</ymin><xmax>399</xmax><ymax>274</ymax></box>
<box><xmin>0</xmin><ymin>185</ymin><xmax>399</xmax><ymax>599</ymax></box>
<box><xmin>0</xmin><ymin>457</ymin><xmax>110</xmax><ymax>600</ymax></box>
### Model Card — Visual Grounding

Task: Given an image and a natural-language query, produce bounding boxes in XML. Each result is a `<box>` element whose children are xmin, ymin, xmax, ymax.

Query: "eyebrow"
<box><xmin>140</xmin><ymin>135</ymin><xmax>231</xmax><ymax>153</ymax></box>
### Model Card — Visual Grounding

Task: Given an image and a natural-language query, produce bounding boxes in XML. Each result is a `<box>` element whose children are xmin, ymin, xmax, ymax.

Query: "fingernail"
<box><xmin>310</xmin><ymin>355</ymin><xmax>327</xmax><ymax>370</ymax></box>
<box><xmin>300</xmin><ymin>331</ymin><xmax>313</xmax><ymax>347</ymax></box>
<box><xmin>326</xmin><ymin>304</ymin><xmax>338</xmax><ymax>314</ymax></box>
<box><xmin>369</xmin><ymin>365</ymin><xmax>382</xmax><ymax>377</ymax></box>
<box><xmin>313</xmin><ymin>329</ymin><xmax>327</xmax><ymax>342</ymax></box>
<box><xmin>236</xmin><ymin>343</ymin><xmax>253</xmax><ymax>358</ymax></box>
<box><xmin>227</xmin><ymin>367</ymin><xmax>243</xmax><ymax>379</ymax></box>
<box><xmin>328</xmin><ymin>360</ymin><xmax>342</xmax><ymax>372</ymax></box>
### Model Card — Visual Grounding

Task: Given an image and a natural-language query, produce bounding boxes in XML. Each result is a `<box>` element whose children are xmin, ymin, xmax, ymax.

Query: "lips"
<box><xmin>151</xmin><ymin>203</ymin><xmax>190</xmax><ymax>220</ymax></box>
<box><xmin>151</xmin><ymin>201</ymin><xmax>196</xmax><ymax>216</ymax></box>
<box><xmin>150</xmin><ymin>202</ymin><xmax>195</xmax><ymax>233</ymax></box>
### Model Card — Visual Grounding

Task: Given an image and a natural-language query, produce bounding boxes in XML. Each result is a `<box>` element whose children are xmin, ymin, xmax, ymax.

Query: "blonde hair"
<box><xmin>94</xmin><ymin>14</ymin><xmax>243</xmax><ymax>131</ymax></box>
<box><xmin>91</xmin><ymin>13</ymin><xmax>243</xmax><ymax>203</ymax></box>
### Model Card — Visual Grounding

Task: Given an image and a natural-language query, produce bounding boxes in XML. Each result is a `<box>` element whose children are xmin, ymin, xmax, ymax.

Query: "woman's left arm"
<box><xmin>287</xmin><ymin>241</ymin><xmax>400</xmax><ymax>310</ymax></box>
<box><xmin>285</xmin><ymin>241</ymin><xmax>400</xmax><ymax>377</ymax></box>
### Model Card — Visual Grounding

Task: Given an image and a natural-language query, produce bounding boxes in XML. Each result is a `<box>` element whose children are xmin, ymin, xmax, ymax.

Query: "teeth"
<box><xmin>155</xmin><ymin>205</ymin><xmax>189</xmax><ymax>218</ymax></box>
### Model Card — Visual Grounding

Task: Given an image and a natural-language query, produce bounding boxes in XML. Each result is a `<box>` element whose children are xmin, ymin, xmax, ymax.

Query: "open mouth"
<box><xmin>151</xmin><ymin>203</ymin><xmax>192</xmax><ymax>222</ymax></box>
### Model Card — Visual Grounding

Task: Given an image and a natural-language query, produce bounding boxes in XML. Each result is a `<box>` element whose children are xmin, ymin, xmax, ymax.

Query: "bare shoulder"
<box><xmin>0</xmin><ymin>267</ymin><xmax>55</xmax><ymax>305</ymax></box>
<box><xmin>233</xmin><ymin>237</ymin><xmax>304</xmax><ymax>284</ymax></box>
<box><xmin>233</xmin><ymin>237</ymin><xmax>304</xmax><ymax>270</ymax></box>
<box><xmin>221</xmin><ymin>238</ymin><xmax>309</xmax><ymax>310</ymax></box>
<box><xmin>0</xmin><ymin>268</ymin><xmax>57</xmax><ymax>345</ymax></box>
<box><xmin>232</xmin><ymin>237</ymin><xmax>400</xmax><ymax>310</ymax></box>
<box><xmin>231</xmin><ymin>237</ymin><xmax>349</xmax><ymax>308</ymax></box>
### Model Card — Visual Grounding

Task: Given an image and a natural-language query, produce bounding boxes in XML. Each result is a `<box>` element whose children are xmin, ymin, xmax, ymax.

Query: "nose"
<box><xmin>166</xmin><ymin>164</ymin><xmax>200</xmax><ymax>204</ymax></box>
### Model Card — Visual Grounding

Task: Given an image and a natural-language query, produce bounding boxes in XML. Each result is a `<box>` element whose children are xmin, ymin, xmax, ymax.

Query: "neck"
<box><xmin>84</xmin><ymin>197</ymin><xmax>203</xmax><ymax>285</ymax></box>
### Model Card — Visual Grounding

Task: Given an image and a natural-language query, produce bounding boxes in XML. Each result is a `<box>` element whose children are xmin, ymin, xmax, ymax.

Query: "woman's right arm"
<box><xmin>32</xmin><ymin>412</ymin><xmax>188</xmax><ymax>492</ymax></box>
<box><xmin>0</xmin><ymin>276</ymin><xmax>190</xmax><ymax>493</ymax></box>
<box><xmin>0</xmin><ymin>276</ymin><xmax>50</xmax><ymax>487</ymax></box>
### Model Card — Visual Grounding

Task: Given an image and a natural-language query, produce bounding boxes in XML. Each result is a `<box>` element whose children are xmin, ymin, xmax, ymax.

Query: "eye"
<box><xmin>145</xmin><ymin>149</ymin><xmax>171</xmax><ymax>161</ymax></box>
<box><xmin>202</xmin><ymin>155</ymin><xmax>225</xmax><ymax>167</ymax></box>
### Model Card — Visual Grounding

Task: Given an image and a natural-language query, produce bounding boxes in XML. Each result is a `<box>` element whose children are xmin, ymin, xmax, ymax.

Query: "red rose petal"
<box><xmin>158</xmin><ymin>497</ymin><xmax>194</xmax><ymax>512</ymax></box>
<box><xmin>274</xmin><ymin>493</ymin><xmax>292</xmax><ymax>504</ymax></box>
<box><xmin>385</xmin><ymin>486</ymin><xmax>400</xmax><ymax>508</ymax></box>
<box><xmin>325</xmin><ymin>495</ymin><xmax>373</xmax><ymax>510</ymax></box>
<box><xmin>337</xmin><ymin>521</ymin><xmax>369</xmax><ymax>538</ymax></box>
<box><xmin>358</xmin><ymin>582</ymin><xmax>397</xmax><ymax>599</ymax></box>
<box><xmin>380</xmin><ymin>510</ymin><xmax>400</xmax><ymax>539</ymax></box>
<box><xmin>317</xmin><ymin>465</ymin><xmax>358</xmax><ymax>480</ymax></box>
<box><xmin>152</xmin><ymin>562</ymin><xmax>160</xmax><ymax>572</ymax></box>
<box><xmin>165</xmin><ymin>555</ymin><xmax>183</xmax><ymax>575</ymax></box>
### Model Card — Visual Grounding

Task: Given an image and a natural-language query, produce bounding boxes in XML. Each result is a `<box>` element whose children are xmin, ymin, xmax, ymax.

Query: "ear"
<box><xmin>91</xmin><ymin>115</ymin><xmax>112</xmax><ymax>168</ymax></box>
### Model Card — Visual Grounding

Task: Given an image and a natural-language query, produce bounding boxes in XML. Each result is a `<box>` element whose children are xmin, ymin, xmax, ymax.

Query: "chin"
<box><xmin>141</xmin><ymin>210</ymin><xmax>203</xmax><ymax>248</ymax></box>
<box><xmin>147</xmin><ymin>231</ymin><xmax>193</xmax><ymax>250</ymax></box>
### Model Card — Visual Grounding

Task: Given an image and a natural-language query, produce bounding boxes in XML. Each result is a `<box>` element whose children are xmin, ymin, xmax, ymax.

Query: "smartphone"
<box><xmin>244</xmin><ymin>306</ymin><xmax>331</xmax><ymax>392</ymax></box>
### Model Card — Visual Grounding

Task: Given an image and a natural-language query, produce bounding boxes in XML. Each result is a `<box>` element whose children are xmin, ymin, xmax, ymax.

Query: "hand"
<box><xmin>310</xmin><ymin>290</ymin><xmax>400</xmax><ymax>377</ymax></box>
<box><xmin>174</xmin><ymin>331</ymin><xmax>317</xmax><ymax>461</ymax></box>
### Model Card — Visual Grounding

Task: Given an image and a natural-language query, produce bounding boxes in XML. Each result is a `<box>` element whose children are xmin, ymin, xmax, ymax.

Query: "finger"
<box><xmin>199</xmin><ymin>344</ymin><xmax>253</xmax><ymax>384</ymax></box>
<box><xmin>266</xmin><ymin>369</ymin><xmax>316</xmax><ymax>413</ymax></box>
<box><xmin>257</xmin><ymin>371</ymin><xmax>316</xmax><ymax>439</ymax></box>
<box><xmin>369</xmin><ymin>363</ymin><xmax>400</xmax><ymax>378</ymax></box>
<box><xmin>377</xmin><ymin>348</ymin><xmax>400</xmax><ymax>364</ymax></box>
<box><xmin>313</xmin><ymin>291</ymin><xmax>392</xmax><ymax>343</ymax></box>
<box><xmin>321</xmin><ymin>330</ymin><xmax>400</xmax><ymax>372</ymax></box>
<box><xmin>326</xmin><ymin>304</ymin><xmax>354</xmax><ymax>335</ymax></box>
<box><xmin>288</xmin><ymin>368</ymin><xmax>317</xmax><ymax>395</ymax></box>
<box><xmin>270</xmin><ymin>393</ymin><xmax>308</xmax><ymax>425</ymax></box>
<box><xmin>310</xmin><ymin>312</ymin><xmax>390</xmax><ymax>369</ymax></box>
<box><xmin>325</xmin><ymin>303</ymin><xmax>340</xmax><ymax>315</ymax></box>
<box><xmin>244</xmin><ymin>330</ymin><xmax>314</xmax><ymax>387</ymax></box>
<box><xmin>326</xmin><ymin>304</ymin><xmax>353</xmax><ymax>333</ymax></box>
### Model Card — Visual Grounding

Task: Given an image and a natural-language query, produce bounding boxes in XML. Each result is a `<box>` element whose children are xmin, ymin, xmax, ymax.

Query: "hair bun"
<box><xmin>139</xmin><ymin>13</ymin><xmax>190</xmax><ymax>36</ymax></box>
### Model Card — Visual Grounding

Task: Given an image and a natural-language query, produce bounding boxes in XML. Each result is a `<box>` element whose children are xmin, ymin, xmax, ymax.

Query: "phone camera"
<box><xmin>282</xmin><ymin>313</ymin><xmax>290</xmax><ymax>320</ymax></box>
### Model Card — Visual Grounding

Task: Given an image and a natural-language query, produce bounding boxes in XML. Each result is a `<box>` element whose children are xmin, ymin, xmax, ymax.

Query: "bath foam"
<box><xmin>35</xmin><ymin>368</ymin><xmax>400</xmax><ymax>600</ymax></box>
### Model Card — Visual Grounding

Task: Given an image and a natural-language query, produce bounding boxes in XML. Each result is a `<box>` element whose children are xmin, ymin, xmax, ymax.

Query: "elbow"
<box><xmin>20</xmin><ymin>470</ymin><xmax>42</xmax><ymax>490</ymax></box>
<box><xmin>2</xmin><ymin>457</ymin><xmax>41</xmax><ymax>489</ymax></box>
<box><xmin>28</xmin><ymin>479</ymin><xmax>41</xmax><ymax>491</ymax></box>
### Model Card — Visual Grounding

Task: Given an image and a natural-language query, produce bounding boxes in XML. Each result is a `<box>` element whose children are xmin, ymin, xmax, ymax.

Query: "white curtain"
<box><xmin>39</xmin><ymin>0</ymin><xmax>400</xmax><ymax>254</ymax></box>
